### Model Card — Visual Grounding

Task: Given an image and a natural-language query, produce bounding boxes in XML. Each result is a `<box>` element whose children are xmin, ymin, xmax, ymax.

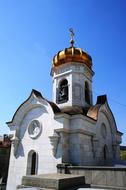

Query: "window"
<box><xmin>28</xmin><ymin>120</ymin><xmax>42</xmax><ymax>139</ymax></box>
<box><xmin>57</xmin><ymin>79</ymin><xmax>68</xmax><ymax>103</ymax></box>
<box><xmin>85</xmin><ymin>81</ymin><xmax>90</xmax><ymax>104</ymax></box>
<box><xmin>103</xmin><ymin>145</ymin><xmax>108</xmax><ymax>160</ymax></box>
<box><xmin>101</xmin><ymin>123</ymin><xmax>107</xmax><ymax>139</ymax></box>
<box><xmin>26</xmin><ymin>150</ymin><xmax>38</xmax><ymax>175</ymax></box>
<box><xmin>31</xmin><ymin>152</ymin><xmax>36</xmax><ymax>174</ymax></box>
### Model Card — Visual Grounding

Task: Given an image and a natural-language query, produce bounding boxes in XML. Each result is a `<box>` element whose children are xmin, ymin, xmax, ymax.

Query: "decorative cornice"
<box><xmin>55</xmin><ymin>128</ymin><xmax>95</xmax><ymax>137</ymax></box>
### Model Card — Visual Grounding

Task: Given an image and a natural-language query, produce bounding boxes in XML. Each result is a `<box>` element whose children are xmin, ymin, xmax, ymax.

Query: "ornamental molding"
<box><xmin>55</xmin><ymin>128</ymin><xmax>95</xmax><ymax>136</ymax></box>
<box><xmin>28</xmin><ymin>120</ymin><xmax>42</xmax><ymax>139</ymax></box>
<box><xmin>49</xmin><ymin>130</ymin><xmax>61</xmax><ymax>156</ymax></box>
<box><xmin>11</xmin><ymin>128</ymin><xmax>21</xmax><ymax>157</ymax></box>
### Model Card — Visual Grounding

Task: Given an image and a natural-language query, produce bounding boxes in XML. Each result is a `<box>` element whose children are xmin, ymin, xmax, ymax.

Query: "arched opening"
<box><xmin>85</xmin><ymin>81</ymin><xmax>90</xmax><ymax>104</ymax></box>
<box><xmin>31</xmin><ymin>152</ymin><xmax>36</xmax><ymax>174</ymax></box>
<box><xmin>103</xmin><ymin>145</ymin><xmax>109</xmax><ymax>164</ymax></box>
<box><xmin>104</xmin><ymin>145</ymin><xmax>107</xmax><ymax>160</ymax></box>
<box><xmin>101</xmin><ymin>123</ymin><xmax>107</xmax><ymax>139</ymax></box>
<box><xmin>26</xmin><ymin>150</ymin><xmax>38</xmax><ymax>175</ymax></box>
<box><xmin>57</xmin><ymin>79</ymin><xmax>68</xmax><ymax>103</ymax></box>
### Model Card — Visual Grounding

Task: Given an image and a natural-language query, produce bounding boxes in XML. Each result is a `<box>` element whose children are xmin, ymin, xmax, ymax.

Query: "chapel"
<box><xmin>6</xmin><ymin>30</ymin><xmax>122</xmax><ymax>190</ymax></box>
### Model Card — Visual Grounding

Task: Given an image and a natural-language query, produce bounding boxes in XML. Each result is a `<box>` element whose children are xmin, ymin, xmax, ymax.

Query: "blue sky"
<box><xmin>0</xmin><ymin>0</ymin><xmax>126</xmax><ymax>145</ymax></box>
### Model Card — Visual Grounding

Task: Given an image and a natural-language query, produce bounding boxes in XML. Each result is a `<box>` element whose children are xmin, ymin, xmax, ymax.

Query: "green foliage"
<box><xmin>120</xmin><ymin>150</ymin><xmax>126</xmax><ymax>160</ymax></box>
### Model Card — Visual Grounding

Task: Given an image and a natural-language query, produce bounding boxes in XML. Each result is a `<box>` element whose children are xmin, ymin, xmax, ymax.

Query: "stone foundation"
<box><xmin>19</xmin><ymin>173</ymin><xmax>86</xmax><ymax>190</ymax></box>
<box><xmin>57</xmin><ymin>164</ymin><xmax>126</xmax><ymax>189</ymax></box>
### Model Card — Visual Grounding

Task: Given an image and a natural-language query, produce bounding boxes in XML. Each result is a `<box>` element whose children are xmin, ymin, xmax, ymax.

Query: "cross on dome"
<box><xmin>69</xmin><ymin>28</ymin><xmax>74</xmax><ymax>47</ymax></box>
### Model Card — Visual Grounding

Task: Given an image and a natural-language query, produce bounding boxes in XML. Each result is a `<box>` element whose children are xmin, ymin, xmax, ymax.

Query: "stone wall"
<box><xmin>57</xmin><ymin>164</ymin><xmax>126</xmax><ymax>189</ymax></box>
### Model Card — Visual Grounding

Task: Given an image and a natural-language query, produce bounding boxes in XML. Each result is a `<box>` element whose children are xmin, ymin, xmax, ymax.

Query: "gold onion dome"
<box><xmin>52</xmin><ymin>29</ymin><xmax>92</xmax><ymax>69</ymax></box>
<box><xmin>52</xmin><ymin>47</ymin><xmax>92</xmax><ymax>69</ymax></box>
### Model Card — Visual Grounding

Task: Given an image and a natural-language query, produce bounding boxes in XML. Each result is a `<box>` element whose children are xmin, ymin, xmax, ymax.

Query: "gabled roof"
<box><xmin>6</xmin><ymin>89</ymin><xmax>61</xmax><ymax>125</ymax></box>
<box><xmin>87</xmin><ymin>95</ymin><xmax>107</xmax><ymax>120</ymax></box>
<box><xmin>87</xmin><ymin>95</ymin><xmax>123</xmax><ymax>135</ymax></box>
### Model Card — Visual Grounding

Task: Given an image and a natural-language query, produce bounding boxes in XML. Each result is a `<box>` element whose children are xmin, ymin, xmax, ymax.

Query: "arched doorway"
<box><xmin>26</xmin><ymin>150</ymin><xmax>38</xmax><ymax>175</ymax></box>
<box><xmin>85</xmin><ymin>81</ymin><xmax>90</xmax><ymax>104</ymax></box>
<box><xmin>104</xmin><ymin>145</ymin><xmax>107</xmax><ymax>160</ymax></box>
<box><xmin>31</xmin><ymin>152</ymin><xmax>36</xmax><ymax>174</ymax></box>
<box><xmin>103</xmin><ymin>145</ymin><xmax>108</xmax><ymax>165</ymax></box>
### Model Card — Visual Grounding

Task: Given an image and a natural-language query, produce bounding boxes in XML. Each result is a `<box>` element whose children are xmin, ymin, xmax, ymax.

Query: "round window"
<box><xmin>101</xmin><ymin>123</ymin><xmax>107</xmax><ymax>138</ymax></box>
<box><xmin>28</xmin><ymin>120</ymin><xmax>42</xmax><ymax>139</ymax></box>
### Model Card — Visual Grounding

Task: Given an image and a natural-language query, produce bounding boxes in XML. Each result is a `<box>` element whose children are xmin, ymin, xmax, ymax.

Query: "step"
<box><xmin>21</xmin><ymin>173</ymin><xmax>85</xmax><ymax>190</ymax></box>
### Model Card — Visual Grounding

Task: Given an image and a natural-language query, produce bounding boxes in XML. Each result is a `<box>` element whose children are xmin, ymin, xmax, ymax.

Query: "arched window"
<box><xmin>101</xmin><ymin>123</ymin><xmax>107</xmax><ymax>139</ymax></box>
<box><xmin>85</xmin><ymin>81</ymin><xmax>90</xmax><ymax>104</ymax></box>
<box><xmin>31</xmin><ymin>152</ymin><xmax>36</xmax><ymax>174</ymax></box>
<box><xmin>26</xmin><ymin>150</ymin><xmax>38</xmax><ymax>175</ymax></box>
<box><xmin>104</xmin><ymin>146</ymin><xmax>107</xmax><ymax>160</ymax></box>
<box><xmin>103</xmin><ymin>145</ymin><xmax>108</xmax><ymax>161</ymax></box>
<box><xmin>57</xmin><ymin>79</ymin><xmax>68</xmax><ymax>103</ymax></box>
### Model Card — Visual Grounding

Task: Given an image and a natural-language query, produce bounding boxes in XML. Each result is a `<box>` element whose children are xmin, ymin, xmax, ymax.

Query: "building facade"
<box><xmin>6</xmin><ymin>33</ymin><xmax>122</xmax><ymax>190</ymax></box>
<box><xmin>0</xmin><ymin>134</ymin><xmax>11</xmax><ymax>189</ymax></box>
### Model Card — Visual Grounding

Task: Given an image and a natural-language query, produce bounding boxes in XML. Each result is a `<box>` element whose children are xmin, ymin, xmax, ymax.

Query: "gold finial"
<box><xmin>69</xmin><ymin>28</ymin><xmax>74</xmax><ymax>47</ymax></box>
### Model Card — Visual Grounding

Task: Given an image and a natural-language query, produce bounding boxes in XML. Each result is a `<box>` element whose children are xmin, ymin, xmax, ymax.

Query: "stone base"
<box><xmin>19</xmin><ymin>173</ymin><xmax>85</xmax><ymax>190</ymax></box>
<box><xmin>57</xmin><ymin>165</ymin><xmax>126</xmax><ymax>190</ymax></box>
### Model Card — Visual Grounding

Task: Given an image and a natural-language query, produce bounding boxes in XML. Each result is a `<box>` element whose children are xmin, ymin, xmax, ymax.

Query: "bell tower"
<box><xmin>51</xmin><ymin>29</ymin><xmax>94</xmax><ymax>113</ymax></box>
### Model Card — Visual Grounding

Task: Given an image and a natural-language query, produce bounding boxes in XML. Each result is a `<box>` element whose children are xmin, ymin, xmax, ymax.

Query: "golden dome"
<box><xmin>52</xmin><ymin>47</ymin><xmax>92</xmax><ymax>69</ymax></box>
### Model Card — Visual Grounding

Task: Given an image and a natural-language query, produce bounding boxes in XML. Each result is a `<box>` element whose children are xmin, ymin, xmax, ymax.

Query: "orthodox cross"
<box><xmin>69</xmin><ymin>28</ymin><xmax>74</xmax><ymax>47</ymax></box>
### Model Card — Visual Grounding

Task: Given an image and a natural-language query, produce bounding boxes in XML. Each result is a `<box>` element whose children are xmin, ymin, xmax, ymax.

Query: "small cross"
<box><xmin>69</xmin><ymin>28</ymin><xmax>74</xmax><ymax>47</ymax></box>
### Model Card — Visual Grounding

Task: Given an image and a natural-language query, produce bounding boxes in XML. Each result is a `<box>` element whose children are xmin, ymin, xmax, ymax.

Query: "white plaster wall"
<box><xmin>7</xmin><ymin>104</ymin><xmax>63</xmax><ymax>190</ymax></box>
<box><xmin>7</xmin><ymin>144</ymin><xmax>24</xmax><ymax>190</ymax></box>
<box><xmin>52</xmin><ymin>62</ymin><xmax>93</xmax><ymax>109</ymax></box>
<box><xmin>72</xmin><ymin>68</ymin><xmax>93</xmax><ymax>107</ymax></box>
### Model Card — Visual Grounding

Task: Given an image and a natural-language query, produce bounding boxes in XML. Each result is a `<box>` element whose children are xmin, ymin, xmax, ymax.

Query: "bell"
<box><xmin>61</xmin><ymin>87</ymin><xmax>68</xmax><ymax>97</ymax></box>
